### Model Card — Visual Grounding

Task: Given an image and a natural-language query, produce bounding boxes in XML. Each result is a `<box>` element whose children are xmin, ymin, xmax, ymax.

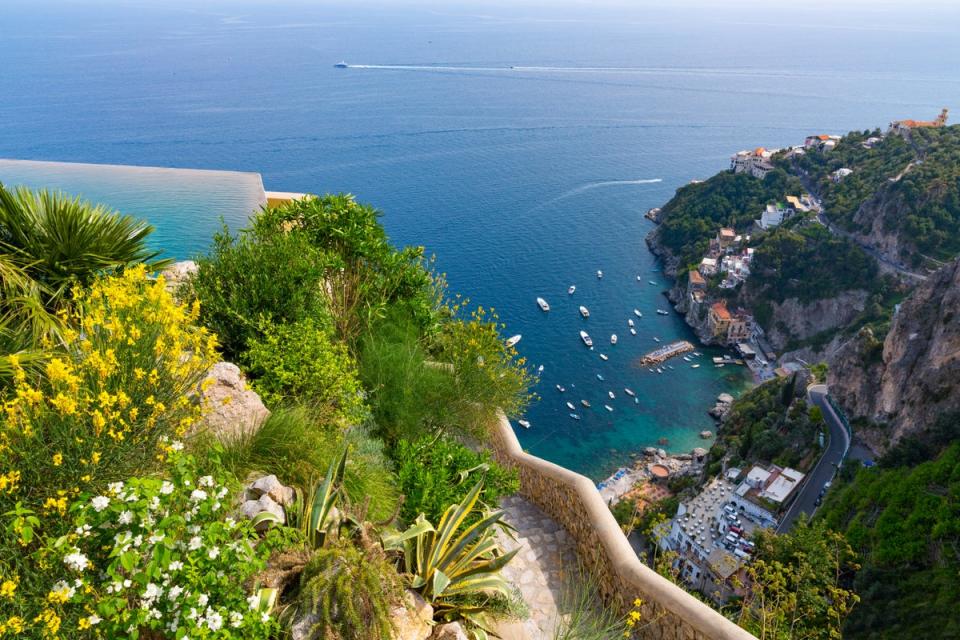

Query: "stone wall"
<box><xmin>488</xmin><ymin>412</ymin><xmax>757</xmax><ymax>640</ymax></box>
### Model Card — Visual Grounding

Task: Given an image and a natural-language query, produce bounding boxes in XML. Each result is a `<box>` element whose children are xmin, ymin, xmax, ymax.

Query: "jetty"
<box><xmin>639</xmin><ymin>340</ymin><xmax>694</xmax><ymax>366</ymax></box>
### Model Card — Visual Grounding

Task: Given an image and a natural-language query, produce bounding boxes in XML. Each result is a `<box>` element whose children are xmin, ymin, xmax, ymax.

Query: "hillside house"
<box><xmin>756</xmin><ymin>202</ymin><xmax>794</xmax><ymax>230</ymax></box>
<box><xmin>888</xmin><ymin>108</ymin><xmax>948</xmax><ymax>136</ymax></box>
<box><xmin>730</xmin><ymin>147</ymin><xmax>778</xmax><ymax>179</ymax></box>
<box><xmin>804</xmin><ymin>134</ymin><xmax>841</xmax><ymax>152</ymax></box>
<box><xmin>832</xmin><ymin>168</ymin><xmax>853</xmax><ymax>183</ymax></box>
<box><xmin>699</xmin><ymin>257</ymin><xmax>718</xmax><ymax>277</ymax></box>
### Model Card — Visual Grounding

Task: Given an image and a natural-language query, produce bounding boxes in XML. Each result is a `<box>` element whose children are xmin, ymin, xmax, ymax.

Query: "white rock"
<box><xmin>251</xmin><ymin>475</ymin><xmax>295</xmax><ymax>506</ymax></box>
<box><xmin>431</xmin><ymin>622</ymin><xmax>469</xmax><ymax>640</ymax></box>
<box><xmin>159</xmin><ymin>260</ymin><xmax>198</xmax><ymax>293</ymax></box>
<box><xmin>390</xmin><ymin>590</ymin><xmax>434</xmax><ymax>640</ymax></box>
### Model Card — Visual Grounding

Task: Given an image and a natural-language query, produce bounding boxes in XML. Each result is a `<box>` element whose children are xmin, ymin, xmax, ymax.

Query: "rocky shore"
<box><xmin>598</xmin><ymin>443</ymin><xmax>711</xmax><ymax>504</ymax></box>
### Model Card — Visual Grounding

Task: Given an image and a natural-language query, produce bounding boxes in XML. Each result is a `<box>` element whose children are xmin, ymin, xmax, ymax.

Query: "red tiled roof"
<box><xmin>711</xmin><ymin>303</ymin><xmax>731</xmax><ymax>320</ymax></box>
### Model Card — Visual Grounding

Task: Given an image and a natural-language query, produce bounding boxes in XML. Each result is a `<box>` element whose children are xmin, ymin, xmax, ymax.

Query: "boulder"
<box><xmin>691</xmin><ymin>447</ymin><xmax>708</xmax><ymax>461</ymax></box>
<box><xmin>241</xmin><ymin>494</ymin><xmax>285</xmax><ymax>531</ymax></box>
<box><xmin>198</xmin><ymin>362</ymin><xmax>269</xmax><ymax>441</ymax></box>
<box><xmin>643</xmin><ymin>447</ymin><xmax>657</xmax><ymax>457</ymax></box>
<box><xmin>159</xmin><ymin>260</ymin><xmax>197</xmax><ymax>294</ymax></box>
<box><xmin>431</xmin><ymin>622</ymin><xmax>468</xmax><ymax>640</ymax></box>
<box><xmin>390</xmin><ymin>590</ymin><xmax>434</xmax><ymax>640</ymax></box>
<box><xmin>700</xmin><ymin>430</ymin><xmax>714</xmax><ymax>439</ymax></box>
<box><xmin>717</xmin><ymin>393</ymin><xmax>734</xmax><ymax>404</ymax></box>
<box><xmin>251</xmin><ymin>474</ymin><xmax>295</xmax><ymax>506</ymax></box>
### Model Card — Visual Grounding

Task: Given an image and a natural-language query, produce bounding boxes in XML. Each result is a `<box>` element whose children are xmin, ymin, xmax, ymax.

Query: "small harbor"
<box><xmin>638</xmin><ymin>340</ymin><xmax>695</xmax><ymax>366</ymax></box>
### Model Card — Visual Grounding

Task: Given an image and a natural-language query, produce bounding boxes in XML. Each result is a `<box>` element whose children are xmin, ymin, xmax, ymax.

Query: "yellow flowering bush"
<box><xmin>0</xmin><ymin>266</ymin><xmax>218</xmax><ymax>636</ymax></box>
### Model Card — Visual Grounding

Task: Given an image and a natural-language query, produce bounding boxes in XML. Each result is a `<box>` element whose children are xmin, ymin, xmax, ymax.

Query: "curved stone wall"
<box><xmin>488</xmin><ymin>412</ymin><xmax>757</xmax><ymax>640</ymax></box>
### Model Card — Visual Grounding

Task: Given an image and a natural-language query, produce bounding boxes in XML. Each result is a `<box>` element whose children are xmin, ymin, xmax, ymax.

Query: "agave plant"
<box><xmin>400</xmin><ymin>480</ymin><xmax>517</xmax><ymax>612</ymax></box>
<box><xmin>0</xmin><ymin>184</ymin><xmax>168</xmax><ymax>306</ymax></box>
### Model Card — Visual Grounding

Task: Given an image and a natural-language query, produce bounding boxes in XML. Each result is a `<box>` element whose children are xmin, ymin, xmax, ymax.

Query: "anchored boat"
<box><xmin>579</xmin><ymin>305</ymin><xmax>590</xmax><ymax>318</ymax></box>
<box><xmin>537</xmin><ymin>297</ymin><xmax>550</xmax><ymax>311</ymax></box>
<box><xmin>506</xmin><ymin>334</ymin><xmax>521</xmax><ymax>347</ymax></box>
<box><xmin>580</xmin><ymin>330</ymin><xmax>593</xmax><ymax>347</ymax></box>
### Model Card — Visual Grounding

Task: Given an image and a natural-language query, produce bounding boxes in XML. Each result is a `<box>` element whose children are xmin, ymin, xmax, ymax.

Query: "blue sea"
<box><xmin>2</xmin><ymin>0</ymin><xmax>959</xmax><ymax>479</ymax></box>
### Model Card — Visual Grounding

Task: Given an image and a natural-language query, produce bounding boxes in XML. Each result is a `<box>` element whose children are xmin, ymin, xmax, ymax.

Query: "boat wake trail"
<box><xmin>532</xmin><ymin>178</ymin><xmax>663</xmax><ymax>211</ymax></box>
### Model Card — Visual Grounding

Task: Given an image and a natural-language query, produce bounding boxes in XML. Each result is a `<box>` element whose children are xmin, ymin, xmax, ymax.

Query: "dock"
<box><xmin>639</xmin><ymin>340</ymin><xmax>695</xmax><ymax>366</ymax></box>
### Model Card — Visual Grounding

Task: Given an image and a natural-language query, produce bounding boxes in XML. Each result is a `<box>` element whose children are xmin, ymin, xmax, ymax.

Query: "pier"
<box><xmin>639</xmin><ymin>340</ymin><xmax>694</xmax><ymax>366</ymax></box>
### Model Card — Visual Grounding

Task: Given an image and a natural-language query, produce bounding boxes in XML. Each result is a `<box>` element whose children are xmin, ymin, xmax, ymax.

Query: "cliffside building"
<box><xmin>803</xmin><ymin>134</ymin><xmax>841</xmax><ymax>152</ymax></box>
<box><xmin>699</xmin><ymin>257</ymin><xmax>718</xmax><ymax>277</ymax></box>
<box><xmin>888</xmin><ymin>108</ymin><xmax>948</xmax><ymax>136</ymax></box>
<box><xmin>730</xmin><ymin>147</ymin><xmax>777</xmax><ymax>179</ymax></box>
<box><xmin>756</xmin><ymin>202</ymin><xmax>794</xmax><ymax>230</ymax></box>
<box><xmin>832</xmin><ymin>167</ymin><xmax>853</xmax><ymax>183</ymax></box>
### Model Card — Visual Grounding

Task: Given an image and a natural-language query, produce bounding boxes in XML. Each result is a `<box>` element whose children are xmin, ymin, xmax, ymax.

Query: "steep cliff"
<box><xmin>829</xmin><ymin>257</ymin><xmax>960</xmax><ymax>452</ymax></box>
<box><xmin>758</xmin><ymin>290</ymin><xmax>869</xmax><ymax>351</ymax></box>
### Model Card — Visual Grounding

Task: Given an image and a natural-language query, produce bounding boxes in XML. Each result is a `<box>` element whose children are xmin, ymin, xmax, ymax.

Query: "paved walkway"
<box><xmin>496</xmin><ymin>494</ymin><xmax>579</xmax><ymax>639</ymax></box>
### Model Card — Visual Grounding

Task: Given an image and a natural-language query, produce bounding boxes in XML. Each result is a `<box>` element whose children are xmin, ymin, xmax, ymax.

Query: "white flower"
<box><xmin>63</xmin><ymin>550</ymin><xmax>89</xmax><ymax>572</ymax></box>
<box><xmin>198</xmin><ymin>475</ymin><xmax>214</xmax><ymax>487</ymax></box>
<box><xmin>205</xmin><ymin>610</ymin><xmax>223</xmax><ymax>632</ymax></box>
<box><xmin>149</xmin><ymin>534</ymin><xmax>165</xmax><ymax>544</ymax></box>
<box><xmin>211</xmin><ymin>501</ymin><xmax>221</xmax><ymax>512</ymax></box>
<box><xmin>217</xmin><ymin>487</ymin><xmax>229</xmax><ymax>499</ymax></box>
<box><xmin>123</xmin><ymin>579</ymin><xmax>132</xmax><ymax>588</ymax></box>
<box><xmin>149</xmin><ymin>496</ymin><xmax>161</xmax><ymax>511</ymax></box>
<box><xmin>118</xmin><ymin>510</ymin><xmax>134</xmax><ymax>525</ymax></box>
<box><xmin>108</xmin><ymin>481</ymin><xmax>125</xmax><ymax>495</ymax></box>
<box><xmin>189</xmin><ymin>489</ymin><xmax>207</xmax><ymax>502</ymax></box>
<box><xmin>207</xmin><ymin>547</ymin><xmax>220</xmax><ymax>560</ymax></box>
<box><xmin>133</xmin><ymin>535</ymin><xmax>143</xmax><ymax>547</ymax></box>
<box><xmin>188</xmin><ymin>536</ymin><xmax>203</xmax><ymax>551</ymax></box>
<box><xmin>224</xmin><ymin>517</ymin><xmax>236</xmax><ymax>529</ymax></box>
<box><xmin>170</xmin><ymin>440</ymin><xmax>184</xmax><ymax>452</ymax></box>
<box><xmin>75</xmin><ymin>524</ymin><xmax>91</xmax><ymax>536</ymax></box>
<box><xmin>143</xmin><ymin>583</ymin><xmax>162</xmax><ymax>601</ymax></box>
<box><xmin>168</xmin><ymin>585</ymin><xmax>184</xmax><ymax>601</ymax></box>
<box><xmin>261</xmin><ymin>612</ymin><xmax>270</xmax><ymax>623</ymax></box>
<box><xmin>169</xmin><ymin>560</ymin><xmax>184</xmax><ymax>571</ymax></box>
<box><xmin>51</xmin><ymin>580</ymin><xmax>75</xmax><ymax>601</ymax></box>
<box><xmin>229</xmin><ymin>611</ymin><xmax>243</xmax><ymax>628</ymax></box>
<box><xmin>87</xmin><ymin>614</ymin><xmax>101</xmax><ymax>626</ymax></box>
<box><xmin>246</xmin><ymin>594</ymin><xmax>259</xmax><ymax>610</ymax></box>
<box><xmin>91</xmin><ymin>495</ymin><xmax>110</xmax><ymax>512</ymax></box>
<box><xmin>187</xmin><ymin>525</ymin><xmax>201</xmax><ymax>535</ymax></box>
<box><xmin>197</xmin><ymin>593</ymin><xmax>209</xmax><ymax>607</ymax></box>
<box><xmin>160</xmin><ymin>481</ymin><xmax>175</xmax><ymax>495</ymax></box>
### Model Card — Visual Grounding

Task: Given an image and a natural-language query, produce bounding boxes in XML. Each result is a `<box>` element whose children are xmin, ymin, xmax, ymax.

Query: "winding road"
<box><xmin>776</xmin><ymin>384</ymin><xmax>850</xmax><ymax>533</ymax></box>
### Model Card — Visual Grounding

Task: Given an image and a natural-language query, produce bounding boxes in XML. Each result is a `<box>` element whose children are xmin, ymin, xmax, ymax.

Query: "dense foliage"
<box><xmin>394</xmin><ymin>435</ymin><xmax>518</xmax><ymax>526</ymax></box>
<box><xmin>818</xmin><ymin>443</ymin><xmax>960</xmax><ymax>639</ymax></box>
<box><xmin>707</xmin><ymin>376</ymin><xmax>824</xmax><ymax>474</ymax></box>
<box><xmin>656</xmin><ymin>169</ymin><xmax>802</xmax><ymax>269</ymax></box>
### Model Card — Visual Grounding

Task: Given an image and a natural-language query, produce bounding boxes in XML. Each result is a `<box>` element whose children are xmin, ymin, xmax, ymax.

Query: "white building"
<box><xmin>804</xmin><ymin>134</ymin><xmax>842</xmax><ymax>152</ymax></box>
<box><xmin>699</xmin><ymin>257</ymin><xmax>718</xmax><ymax>277</ymax></box>
<box><xmin>729</xmin><ymin>464</ymin><xmax>806</xmax><ymax>529</ymax></box>
<box><xmin>730</xmin><ymin>147</ymin><xmax>778</xmax><ymax>179</ymax></box>
<box><xmin>832</xmin><ymin>167</ymin><xmax>853</xmax><ymax>183</ymax></box>
<box><xmin>756</xmin><ymin>202</ymin><xmax>794</xmax><ymax>230</ymax></box>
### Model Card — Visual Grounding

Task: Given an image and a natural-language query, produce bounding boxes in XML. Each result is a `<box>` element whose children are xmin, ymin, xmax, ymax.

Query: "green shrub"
<box><xmin>189</xmin><ymin>223</ymin><xmax>328</xmax><ymax>360</ymax></box>
<box><xmin>244</xmin><ymin>318</ymin><xmax>366</xmax><ymax>423</ymax></box>
<box><xmin>217</xmin><ymin>407</ymin><xmax>399</xmax><ymax>522</ymax></box>
<box><xmin>394</xmin><ymin>435</ymin><xmax>518</xmax><ymax>526</ymax></box>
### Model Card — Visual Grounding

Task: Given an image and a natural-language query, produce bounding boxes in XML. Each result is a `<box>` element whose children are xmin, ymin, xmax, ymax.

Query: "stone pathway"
<box><xmin>496</xmin><ymin>495</ymin><xmax>579</xmax><ymax>639</ymax></box>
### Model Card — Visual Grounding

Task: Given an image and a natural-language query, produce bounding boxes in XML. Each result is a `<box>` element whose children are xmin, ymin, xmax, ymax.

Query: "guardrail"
<box><xmin>488</xmin><ymin>411</ymin><xmax>758</xmax><ymax>640</ymax></box>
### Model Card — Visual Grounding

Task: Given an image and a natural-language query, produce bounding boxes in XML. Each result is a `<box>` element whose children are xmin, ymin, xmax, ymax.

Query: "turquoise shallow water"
<box><xmin>2</xmin><ymin>1</ymin><xmax>958</xmax><ymax>479</ymax></box>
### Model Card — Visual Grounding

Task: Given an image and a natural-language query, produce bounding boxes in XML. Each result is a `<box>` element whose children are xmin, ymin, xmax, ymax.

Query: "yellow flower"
<box><xmin>52</xmin><ymin>452</ymin><xmax>63</xmax><ymax>467</ymax></box>
<box><xmin>633</xmin><ymin>598</ymin><xmax>643</xmax><ymax>608</ymax></box>
<box><xmin>90</xmin><ymin>451</ymin><xmax>101</xmax><ymax>465</ymax></box>
<box><xmin>629</xmin><ymin>610</ymin><xmax>641</xmax><ymax>621</ymax></box>
<box><xmin>0</xmin><ymin>471</ymin><xmax>20</xmax><ymax>494</ymax></box>
<box><xmin>42</xmin><ymin>496</ymin><xmax>67</xmax><ymax>516</ymax></box>
<box><xmin>0</xmin><ymin>616</ymin><xmax>25</xmax><ymax>635</ymax></box>
<box><xmin>0</xmin><ymin>579</ymin><xmax>16</xmax><ymax>599</ymax></box>
<box><xmin>33</xmin><ymin>609</ymin><xmax>60</xmax><ymax>635</ymax></box>
<box><xmin>46</xmin><ymin>586</ymin><xmax>71</xmax><ymax>604</ymax></box>
<box><xmin>49</xmin><ymin>393</ymin><xmax>77</xmax><ymax>416</ymax></box>
<box><xmin>625</xmin><ymin>618</ymin><xmax>635</xmax><ymax>628</ymax></box>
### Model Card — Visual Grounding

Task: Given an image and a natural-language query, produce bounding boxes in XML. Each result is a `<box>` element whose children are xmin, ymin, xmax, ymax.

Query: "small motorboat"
<box><xmin>624</xmin><ymin>388</ymin><xmax>636</xmax><ymax>397</ymax></box>
<box><xmin>538</xmin><ymin>364</ymin><xmax>545</xmax><ymax>373</ymax></box>
<box><xmin>656</xmin><ymin>309</ymin><xmax>669</xmax><ymax>316</ymax></box>
<box><xmin>667</xmin><ymin>365</ymin><xmax>674</xmax><ymax>370</ymax></box>
<box><xmin>334</xmin><ymin>61</ymin><xmax>349</xmax><ymax>68</ymax></box>
<box><xmin>628</xmin><ymin>319</ymin><xmax>635</xmax><ymax>327</ymax></box>
<box><xmin>648</xmin><ymin>280</ymin><xmax>656</xmax><ymax>285</ymax></box>
<box><xmin>537</xmin><ymin>297</ymin><xmax>550</xmax><ymax>312</ymax></box>
<box><xmin>653</xmin><ymin>336</ymin><xmax>661</xmax><ymax>343</ymax></box>
<box><xmin>636</xmin><ymin>275</ymin><xmax>642</xmax><ymax>281</ymax></box>
<box><xmin>610</xmin><ymin>334</ymin><xmax>618</xmax><ymax>345</ymax></box>
<box><xmin>634</xmin><ymin>398</ymin><xmax>639</xmax><ymax>404</ymax></box>
<box><xmin>683</xmin><ymin>356</ymin><xmax>691</xmax><ymax>362</ymax></box>
<box><xmin>581</xmin><ymin>399</ymin><xmax>591</xmax><ymax>408</ymax></box>
<box><xmin>569</xmin><ymin>413</ymin><xmax>581</xmax><ymax>421</ymax></box>
<box><xmin>580</xmin><ymin>330</ymin><xmax>593</xmax><ymax>347</ymax></box>
<box><xmin>691</xmin><ymin>364</ymin><xmax>700</xmax><ymax>368</ymax></box>
<box><xmin>648</xmin><ymin>368</ymin><xmax>654</xmax><ymax>373</ymax></box>
<box><xmin>566</xmin><ymin>401</ymin><xmax>576</xmax><ymax>411</ymax></box>
<box><xmin>518</xmin><ymin>419</ymin><xmax>531</xmax><ymax>429</ymax></box>
<box><xmin>597</xmin><ymin>270</ymin><xmax>603</xmax><ymax>279</ymax></box>
<box><xmin>656</xmin><ymin>368</ymin><xmax>663</xmax><ymax>373</ymax></box>
<box><xmin>579</xmin><ymin>305</ymin><xmax>590</xmax><ymax>318</ymax></box>
<box><xmin>633</xmin><ymin>309</ymin><xmax>643</xmax><ymax>317</ymax></box>
<box><xmin>608</xmin><ymin>391</ymin><xmax>615</xmax><ymax>399</ymax></box>
<box><xmin>694</xmin><ymin>351</ymin><xmax>702</xmax><ymax>356</ymax></box>
<box><xmin>506</xmin><ymin>334</ymin><xmax>522</xmax><ymax>347</ymax></box>
<box><xmin>596</xmin><ymin>373</ymin><xmax>604</xmax><ymax>381</ymax></box>
<box><xmin>604</xmin><ymin>404</ymin><xmax>614</xmax><ymax>412</ymax></box>
<box><xmin>556</xmin><ymin>384</ymin><xmax>565</xmax><ymax>392</ymax></box>
<box><xmin>568</xmin><ymin>285</ymin><xmax>576</xmax><ymax>295</ymax></box>
<box><xmin>599</xmin><ymin>353</ymin><xmax>609</xmax><ymax>361</ymax></box>
<box><xmin>629</xmin><ymin>328</ymin><xmax>637</xmax><ymax>335</ymax></box>
<box><xmin>716</xmin><ymin>364</ymin><xmax>725</xmax><ymax>368</ymax></box>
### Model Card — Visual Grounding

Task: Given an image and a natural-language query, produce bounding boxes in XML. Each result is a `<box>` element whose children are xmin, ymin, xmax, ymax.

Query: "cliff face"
<box><xmin>829</xmin><ymin>258</ymin><xmax>960</xmax><ymax>452</ymax></box>
<box><xmin>645</xmin><ymin>228</ymin><xmax>681</xmax><ymax>278</ymax></box>
<box><xmin>760</xmin><ymin>290</ymin><xmax>869</xmax><ymax>351</ymax></box>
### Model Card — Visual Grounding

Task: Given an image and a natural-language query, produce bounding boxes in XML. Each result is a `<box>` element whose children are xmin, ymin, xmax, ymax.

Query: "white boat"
<box><xmin>624</xmin><ymin>388</ymin><xmax>636</xmax><ymax>397</ymax></box>
<box><xmin>608</xmin><ymin>391</ymin><xmax>615</xmax><ymax>399</ymax></box>
<box><xmin>334</xmin><ymin>61</ymin><xmax>349</xmax><ymax>68</ymax></box>
<box><xmin>568</xmin><ymin>285</ymin><xmax>576</xmax><ymax>295</ymax></box>
<box><xmin>636</xmin><ymin>275</ymin><xmax>642</xmax><ymax>281</ymax></box>
<box><xmin>579</xmin><ymin>305</ymin><xmax>590</xmax><ymax>318</ymax></box>
<box><xmin>634</xmin><ymin>398</ymin><xmax>640</xmax><ymax>404</ymax></box>
<box><xmin>716</xmin><ymin>364</ymin><xmax>725</xmax><ymax>368</ymax></box>
<box><xmin>580</xmin><ymin>331</ymin><xmax>593</xmax><ymax>347</ymax></box>
<box><xmin>667</xmin><ymin>365</ymin><xmax>674</xmax><ymax>370</ymax></box>
<box><xmin>656</xmin><ymin>309</ymin><xmax>669</xmax><ymax>316</ymax></box>
<box><xmin>597</xmin><ymin>270</ymin><xmax>603</xmax><ymax>279</ymax></box>
<box><xmin>518</xmin><ymin>420</ymin><xmax>531</xmax><ymax>429</ymax></box>
<box><xmin>610</xmin><ymin>334</ymin><xmax>618</xmax><ymax>345</ymax></box>
<box><xmin>648</xmin><ymin>280</ymin><xmax>656</xmax><ymax>285</ymax></box>
<box><xmin>596</xmin><ymin>373</ymin><xmax>604</xmax><ymax>381</ymax></box>
<box><xmin>657</xmin><ymin>368</ymin><xmax>663</xmax><ymax>374</ymax></box>
<box><xmin>604</xmin><ymin>404</ymin><xmax>614</xmax><ymax>412</ymax></box>
<box><xmin>683</xmin><ymin>356</ymin><xmax>691</xmax><ymax>362</ymax></box>
<box><xmin>653</xmin><ymin>336</ymin><xmax>661</xmax><ymax>343</ymax></box>
<box><xmin>536</xmin><ymin>297</ymin><xmax>550</xmax><ymax>312</ymax></box>
<box><xmin>599</xmin><ymin>353</ymin><xmax>609</xmax><ymax>361</ymax></box>
<box><xmin>712</xmin><ymin>357</ymin><xmax>725</xmax><ymax>364</ymax></box>
<box><xmin>538</xmin><ymin>364</ymin><xmax>545</xmax><ymax>373</ymax></box>
<box><xmin>581</xmin><ymin>399</ymin><xmax>591</xmax><ymax>408</ymax></box>
<box><xmin>628</xmin><ymin>319</ymin><xmax>635</xmax><ymax>327</ymax></box>
<box><xmin>566</xmin><ymin>401</ymin><xmax>576</xmax><ymax>411</ymax></box>
<box><xmin>691</xmin><ymin>364</ymin><xmax>700</xmax><ymax>369</ymax></box>
<box><xmin>694</xmin><ymin>351</ymin><xmax>702</xmax><ymax>356</ymax></box>
<box><xmin>556</xmin><ymin>384</ymin><xmax>565</xmax><ymax>392</ymax></box>
<box><xmin>634</xmin><ymin>309</ymin><xmax>643</xmax><ymax>317</ymax></box>
<box><xmin>648</xmin><ymin>368</ymin><xmax>654</xmax><ymax>373</ymax></box>
<box><xmin>569</xmin><ymin>413</ymin><xmax>580</xmax><ymax>421</ymax></box>
<box><xmin>630</xmin><ymin>328</ymin><xmax>637</xmax><ymax>335</ymax></box>
<box><xmin>506</xmin><ymin>334</ymin><xmax>522</xmax><ymax>347</ymax></box>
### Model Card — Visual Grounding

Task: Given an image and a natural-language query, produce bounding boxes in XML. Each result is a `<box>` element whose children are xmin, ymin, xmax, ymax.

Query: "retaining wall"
<box><xmin>489</xmin><ymin>412</ymin><xmax>757</xmax><ymax>640</ymax></box>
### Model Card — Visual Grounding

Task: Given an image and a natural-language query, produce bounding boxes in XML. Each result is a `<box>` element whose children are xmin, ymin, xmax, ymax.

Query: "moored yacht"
<box><xmin>633</xmin><ymin>309</ymin><xmax>643</xmax><ymax>317</ymax></box>
<box><xmin>624</xmin><ymin>388</ymin><xmax>636</xmax><ymax>397</ymax></box>
<box><xmin>518</xmin><ymin>419</ymin><xmax>531</xmax><ymax>429</ymax></box>
<box><xmin>597</xmin><ymin>270</ymin><xmax>603</xmax><ymax>279</ymax></box>
<box><xmin>566</xmin><ymin>401</ymin><xmax>576</xmax><ymax>411</ymax></box>
<box><xmin>627</xmin><ymin>319</ymin><xmax>635</xmax><ymax>327</ymax></box>
<box><xmin>599</xmin><ymin>353</ymin><xmax>608</xmax><ymax>361</ymax></box>
<box><xmin>579</xmin><ymin>305</ymin><xmax>590</xmax><ymax>318</ymax></box>
<box><xmin>581</xmin><ymin>399</ymin><xmax>591</xmax><ymax>408</ymax></box>
<box><xmin>568</xmin><ymin>285</ymin><xmax>576</xmax><ymax>295</ymax></box>
<box><xmin>604</xmin><ymin>404</ymin><xmax>614</xmax><ymax>412</ymax></box>
<box><xmin>506</xmin><ymin>334</ymin><xmax>521</xmax><ymax>347</ymax></box>
<box><xmin>536</xmin><ymin>297</ymin><xmax>550</xmax><ymax>311</ymax></box>
<box><xmin>580</xmin><ymin>330</ymin><xmax>593</xmax><ymax>347</ymax></box>
<box><xmin>610</xmin><ymin>334</ymin><xmax>618</xmax><ymax>345</ymax></box>
<box><xmin>656</xmin><ymin>309</ymin><xmax>669</xmax><ymax>315</ymax></box>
